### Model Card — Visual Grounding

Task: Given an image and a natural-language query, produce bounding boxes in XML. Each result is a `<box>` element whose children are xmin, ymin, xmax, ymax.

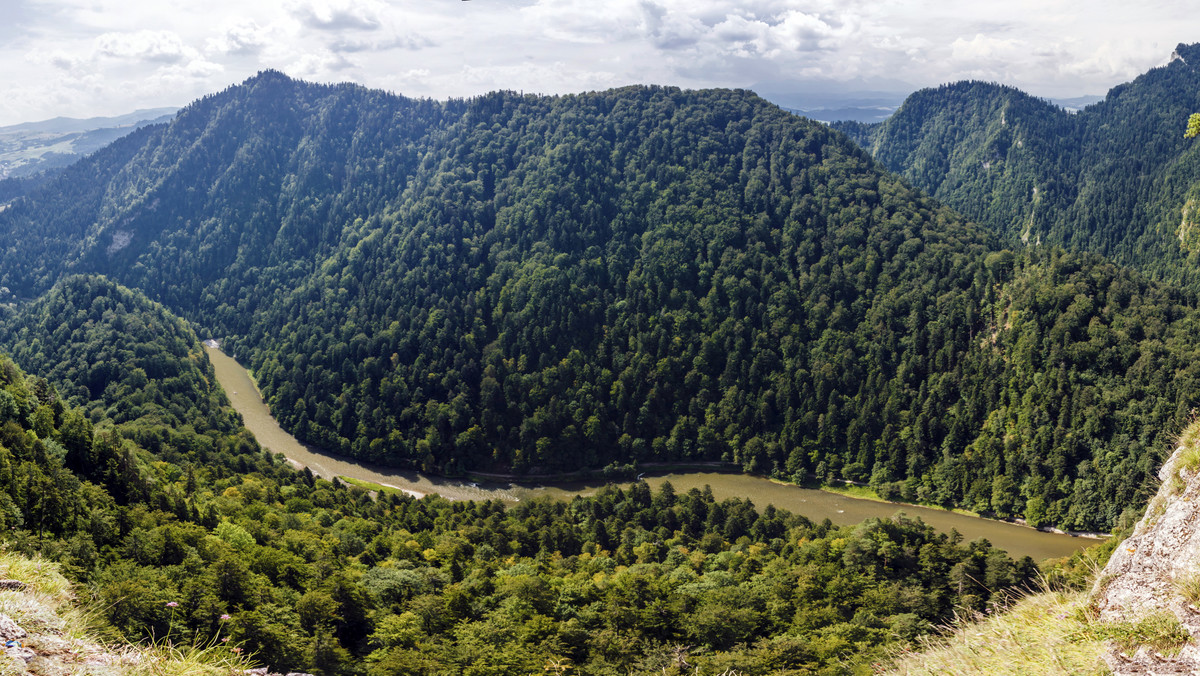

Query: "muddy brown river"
<box><xmin>206</xmin><ymin>345</ymin><xmax>1102</xmax><ymax>560</ymax></box>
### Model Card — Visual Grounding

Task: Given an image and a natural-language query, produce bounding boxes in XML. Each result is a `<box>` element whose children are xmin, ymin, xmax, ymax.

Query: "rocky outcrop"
<box><xmin>1092</xmin><ymin>441</ymin><xmax>1200</xmax><ymax>673</ymax></box>
<box><xmin>0</xmin><ymin>578</ymin><xmax>140</xmax><ymax>675</ymax></box>
<box><xmin>0</xmin><ymin>556</ymin><xmax>264</xmax><ymax>675</ymax></box>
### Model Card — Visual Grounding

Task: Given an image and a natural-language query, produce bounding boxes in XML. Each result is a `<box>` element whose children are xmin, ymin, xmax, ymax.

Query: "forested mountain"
<box><xmin>0</xmin><ymin>307</ymin><xmax>1039</xmax><ymax>674</ymax></box>
<box><xmin>834</xmin><ymin>43</ymin><xmax>1200</xmax><ymax>287</ymax></box>
<box><xmin>3</xmin><ymin>71</ymin><xmax>1200</xmax><ymax>529</ymax></box>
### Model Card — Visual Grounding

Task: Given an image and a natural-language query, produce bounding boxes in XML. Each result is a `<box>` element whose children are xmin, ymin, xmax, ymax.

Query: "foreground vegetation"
<box><xmin>885</xmin><ymin>588</ymin><xmax>1110</xmax><ymax>675</ymax></box>
<box><xmin>0</xmin><ymin>548</ymin><xmax>254</xmax><ymax>675</ymax></box>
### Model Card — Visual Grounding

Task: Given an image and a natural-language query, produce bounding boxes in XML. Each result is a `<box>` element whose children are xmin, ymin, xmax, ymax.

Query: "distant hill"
<box><xmin>1051</xmin><ymin>94</ymin><xmax>1104</xmax><ymax>112</ymax></box>
<box><xmin>786</xmin><ymin>104</ymin><xmax>900</xmax><ymax>123</ymax></box>
<box><xmin>0</xmin><ymin>274</ymin><xmax>237</xmax><ymax>436</ymax></box>
<box><xmin>0</xmin><ymin>107</ymin><xmax>176</xmax><ymax>179</ymax></box>
<box><xmin>833</xmin><ymin>43</ymin><xmax>1200</xmax><ymax>288</ymax></box>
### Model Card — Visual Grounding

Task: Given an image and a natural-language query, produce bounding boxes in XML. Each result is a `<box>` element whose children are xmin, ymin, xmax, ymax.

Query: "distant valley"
<box><xmin>1</xmin><ymin>60</ymin><xmax>1198</xmax><ymax>535</ymax></box>
<box><xmin>0</xmin><ymin>107</ymin><xmax>176</xmax><ymax>180</ymax></box>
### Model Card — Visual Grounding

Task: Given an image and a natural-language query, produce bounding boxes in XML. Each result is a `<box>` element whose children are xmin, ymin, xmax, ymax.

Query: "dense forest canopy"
<box><xmin>834</xmin><ymin>42</ymin><xmax>1200</xmax><ymax>290</ymax></box>
<box><xmin>0</xmin><ymin>275</ymin><xmax>237</xmax><ymax>435</ymax></box>
<box><xmin>0</xmin><ymin>290</ymin><xmax>1042</xmax><ymax>673</ymax></box>
<box><xmin>2</xmin><ymin>71</ymin><xmax>1200</xmax><ymax>530</ymax></box>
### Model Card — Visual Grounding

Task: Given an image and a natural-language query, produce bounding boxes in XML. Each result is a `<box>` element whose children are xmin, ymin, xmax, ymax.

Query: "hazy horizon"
<box><xmin>0</xmin><ymin>0</ymin><xmax>1195</xmax><ymax>126</ymax></box>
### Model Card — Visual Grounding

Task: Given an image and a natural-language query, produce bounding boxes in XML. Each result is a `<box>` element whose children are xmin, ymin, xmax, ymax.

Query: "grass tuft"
<box><xmin>1069</xmin><ymin>611</ymin><xmax>1190</xmax><ymax>658</ymax></box>
<box><xmin>1173</xmin><ymin>420</ymin><xmax>1200</xmax><ymax>477</ymax></box>
<box><xmin>128</xmin><ymin>639</ymin><xmax>257</xmax><ymax>675</ymax></box>
<box><xmin>1176</xmin><ymin>570</ymin><xmax>1200</xmax><ymax>608</ymax></box>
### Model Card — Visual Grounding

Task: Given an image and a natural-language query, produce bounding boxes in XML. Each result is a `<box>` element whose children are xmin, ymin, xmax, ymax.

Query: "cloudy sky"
<box><xmin>0</xmin><ymin>0</ymin><xmax>1194</xmax><ymax>126</ymax></box>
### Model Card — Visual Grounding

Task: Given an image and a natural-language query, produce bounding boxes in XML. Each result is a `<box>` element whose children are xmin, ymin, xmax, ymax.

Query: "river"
<box><xmin>205</xmin><ymin>345</ymin><xmax>1100</xmax><ymax>561</ymax></box>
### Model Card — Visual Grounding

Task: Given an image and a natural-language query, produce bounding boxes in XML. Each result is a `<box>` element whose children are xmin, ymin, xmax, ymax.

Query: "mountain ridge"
<box><xmin>834</xmin><ymin>42</ymin><xmax>1200</xmax><ymax>289</ymax></box>
<box><xmin>0</xmin><ymin>107</ymin><xmax>177</xmax><ymax>180</ymax></box>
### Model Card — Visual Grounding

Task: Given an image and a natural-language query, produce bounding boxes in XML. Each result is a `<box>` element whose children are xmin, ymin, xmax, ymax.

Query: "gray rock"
<box><xmin>0</xmin><ymin>615</ymin><xmax>27</xmax><ymax>641</ymax></box>
<box><xmin>4</xmin><ymin>645</ymin><xmax>35</xmax><ymax>663</ymax></box>
<box><xmin>1093</xmin><ymin>443</ymin><xmax>1200</xmax><ymax>674</ymax></box>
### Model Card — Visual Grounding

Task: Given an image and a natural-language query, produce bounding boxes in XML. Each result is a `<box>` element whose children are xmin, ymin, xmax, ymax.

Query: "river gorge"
<box><xmin>206</xmin><ymin>345</ymin><xmax>1099</xmax><ymax>561</ymax></box>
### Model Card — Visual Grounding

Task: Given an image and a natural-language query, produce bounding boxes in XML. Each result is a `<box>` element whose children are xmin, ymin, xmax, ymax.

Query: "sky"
<box><xmin>0</xmin><ymin>0</ymin><xmax>1196</xmax><ymax>126</ymax></box>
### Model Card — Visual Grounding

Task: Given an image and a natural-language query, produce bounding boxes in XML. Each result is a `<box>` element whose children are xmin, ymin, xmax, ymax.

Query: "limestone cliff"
<box><xmin>1093</xmin><ymin>426</ymin><xmax>1200</xmax><ymax>674</ymax></box>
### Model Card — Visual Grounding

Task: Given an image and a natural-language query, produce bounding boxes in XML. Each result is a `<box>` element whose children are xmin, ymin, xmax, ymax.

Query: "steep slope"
<box><xmin>4</xmin><ymin>73</ymin><xmax>1200</xmax><ymax>529</ymax></box>
<box><xmin>1090</xmin><ymin>421</ymin><xmax>1200</xmax><ymax>673</ymax></box>
<box><xmin>838</xmin><ymin>81</ymin><xmax>1079</xmax><ymax>245</ymax></box>
<box><xmin>837</xmin><ymin>43</ymin><xmax>1200</xmax><ymax>287</ymax></box>
<box><xmin>891</xmin><ymin>419</ymin><xmax>1200</xmax><ymax>675</ymax></box>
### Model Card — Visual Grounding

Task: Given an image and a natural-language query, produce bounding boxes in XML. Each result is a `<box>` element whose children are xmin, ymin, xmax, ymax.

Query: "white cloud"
<box><xmin>96</xmin><ymin>30</ymin><xmax>195</xmax><ymax>63</ymax></box>
<box><xmin>329</xmin><ymin>33</ymin><xmax>432</xmax><ymax>53</ymax></box>
<box><xmin>520</xmin><ymin>0</ymin><xmax>656</xmax><ymax>44</ymax></box>
<box><xmin>288</xmin><ymin>0</ymin><xmax>384</xmax><ymax>31</ymax></box>
<box><xmin>161</xmin><ymin>58</ymin><xmax>226</xmax><ymax>79</ymax></box>
<box><xmin>950</xmin><ymin>33</ymin><xmax>1025</xmax><ymax>65</ymax></box>
<box><xmin>24</xmin><ymin>48</ymin><xmax>86</xmax><ymax>73</ymax></box>
<box><xmin>287</xmin><ymin>49</ymin><xmax>356</xmax><ymax>79</ymax></box>
<box><xmin>207</xmin><ymin>19</ymin><xmax>271</xmax><ymax>56</ymax></box>
<box><xmin>1058</xmin><ymin>40</ymin><xmax>1163</xmax><ymax>81</ymax></box>
<box><xmin>0</xmin><ymin>0</ymin><xmax>1193</xmax><ymax>126</ymax></box>
<box><xmin>770</xmin><ymin>10</ymin><xmax>848</xmax><ymax>53</ymax></box>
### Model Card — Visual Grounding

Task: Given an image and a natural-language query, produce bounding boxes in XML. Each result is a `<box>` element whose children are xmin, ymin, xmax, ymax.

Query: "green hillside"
<box><xmin>835</xmin><ymin>43</ymin><xmax>1200</xmax><ymax>288</ymax></box>
<box><xmin>0</xmin><ymin>274</ymin><xmax>236</xmax><ymax>434</ymax></box>
<box><xmin>0</xmin><ymin>279</ymin><xmax>1041</xmax><ymax>673</ymax></box>
<box><xmin>2</xmin><ymin>74</ymin><xmax>1200</xmax><ymax>529</ymax></box>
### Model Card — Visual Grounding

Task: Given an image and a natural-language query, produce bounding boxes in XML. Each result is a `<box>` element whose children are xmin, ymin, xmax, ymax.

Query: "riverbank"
<box><xmin>341</xmin><ymin>476</ymin><xmax>426</xmax><ymax>499</ymax></box>
<box><xmin>462</xmin><ymin>460</ymin><xmax>737</xmax><ymax>483</ymax></box>
<box><xmin>817</xmin><ymin>482</ymin><xmax>1112</xmax><ymax>540</ymax></box>
<box><xmin>204</xmin><ymin>344</ymin><xmax>1100</xmax><ymax>560</ymax></box>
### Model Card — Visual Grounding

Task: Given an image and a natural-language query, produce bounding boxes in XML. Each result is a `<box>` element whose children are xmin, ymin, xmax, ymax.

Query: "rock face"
<box><xmin>1092</xmin><ymin>441</ymin><xmax>1200</xmax><ymax>673</ymax></box>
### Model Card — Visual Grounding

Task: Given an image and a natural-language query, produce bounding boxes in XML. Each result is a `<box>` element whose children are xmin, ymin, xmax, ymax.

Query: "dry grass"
<box><xmin>886</xmin><ymin>552</ymin><xmax>1190</xmax><ymax>676</ymax></box>
<box><xmin>125</xmin><ymin>640</ymin><xmax>257</xmax><ymax>675</ymax></box>
<box><xmin>1071</xmin><ymin>611</ymin><xmax>1190</xmax><ymax>658</ymax></box>
<box><xmin>1173</xmin><ymin>421</ymin><xmax>1200</xmax><ymax>479</ymax></box>
<box><xmin>0</xmin><ymin>548</ymin><xmax>255</xmax><ymax>675</ymax></box>
<box><xmin>884</xmin><ymin>589</ymin><xmax>1111</xmax><ymax>675</ymax></box>
<box><xmin>1176</xmin><ymin>570</ymin><xmax>1200</xmax><ymax>608</ymax></box>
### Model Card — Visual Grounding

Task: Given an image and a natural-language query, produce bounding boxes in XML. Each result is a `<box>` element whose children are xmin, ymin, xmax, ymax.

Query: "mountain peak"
<box><xmin>242</xmin><ymin>69</ymin><xmax>294</xmax><ymax>87</ymax></box>
<box><xmin>1171</xmin><ymin>42</ymin><xmax>1200</xmax><ymax>66</ymax></box>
